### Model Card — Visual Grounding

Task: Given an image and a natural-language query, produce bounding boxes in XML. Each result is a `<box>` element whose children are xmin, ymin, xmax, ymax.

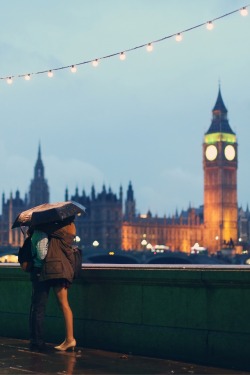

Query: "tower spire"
<box><xmin>38</xmin><ymin>141</ymin><xmax>41</xmax><ymax>160</ymax></box>
<box><xmin>124</xmin><ymin>181</ymin><xmax>136</xmax><ymax>221</ymax></box>
<box><xmin>34</xmin><ymin>143</ymin><xmax>44</xmax><ymax>179</ymax></box>
<box><xmin>29</xmin><ymin>143</ymin><xmax>49</xmax><ymax>206</ymax></box>
<box><xmin>212</xmin><ymin>86</ymin><xmax>227</xmax><ymax>114</ymax></box>
<box><xmin>206</xmin><ymin>87</ymin><xmax>234</xmax><ymax>135</ymax></box>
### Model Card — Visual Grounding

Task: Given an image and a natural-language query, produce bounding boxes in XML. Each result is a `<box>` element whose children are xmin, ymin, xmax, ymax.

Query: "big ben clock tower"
<box><xmin>203</xmin><ymin>88</ymin><xmax>238</xmax><ymax>253</ymax></box>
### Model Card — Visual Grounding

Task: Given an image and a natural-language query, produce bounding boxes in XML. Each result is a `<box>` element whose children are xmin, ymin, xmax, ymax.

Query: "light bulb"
<box><xmin>146</xmin><ymin>43</ymin><xmax>153</xmax><ymax>52</ymax></box>
<box><xmin>175</xmin><ymin>33</ymin><xmax>183</xmax><ymax>42</ymax></box>
<box><xmin>24</xmin><ymin>74</ymin><xmax>31</xmax><ymax>81</ymax></box>
<box><xmin>92</xmin><ymin>59</ymin><xmax>99</xmax><ymax>67</ymax></box>
<box><xmin>119</xmin><ymin>52</ymin><xmax>126</xmax><ymax>61</ymax></box>
<box><xmin>206</xmin><ymin>21</ymin><xmax>214</xmax><ymax>30</ymax></box>
<box><xmin>7</xmin><ymin>77</ymin><xmax>13</xmax><ymax>85</ymax></box>
<box><xmin>240</xmin><ymin>7</ymin><xmax>248</xmax><ymax>16</ymax></box>
<box><xmin>71</xmin><ymin>65</ymin><xmax>77</xmax><ymax>73</ymax></box>
<box><xmin>48</xmin><ymin>70</ymin><xmax>53</xmax><ymax>78</ymax></box>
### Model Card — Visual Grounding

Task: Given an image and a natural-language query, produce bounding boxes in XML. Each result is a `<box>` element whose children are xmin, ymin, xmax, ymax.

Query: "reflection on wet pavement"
<box><xmin>0</xmin><ymin>337</ymin><xmax>248</xmax><ymax>374</ymax></box>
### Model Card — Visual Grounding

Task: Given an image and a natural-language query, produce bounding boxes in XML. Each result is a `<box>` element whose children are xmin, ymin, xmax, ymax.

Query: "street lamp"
<box><xmin>141</xmin><ymin>239</ymin><xmax>147</xmax><ymax>251</ymax></box>
<box><xmin>75</xmin><ymin>236</ymin><xmax>81</xmax><ymax>243</ymax></box>
<box><xmin>146</xmin><ymin>243</ymin><xmax>152</xmax><ymax>250</ymax></box>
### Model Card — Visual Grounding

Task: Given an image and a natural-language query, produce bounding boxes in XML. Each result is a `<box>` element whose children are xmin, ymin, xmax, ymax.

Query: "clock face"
<box><xmin>224</xmin><ymin>145</ymin><xmax>236</xmax><ymax>161</ymax></box>
<box><xmin>205</xmin><ymin>145</ymin><xmax>217</xmax><ymax>161</ymax></box>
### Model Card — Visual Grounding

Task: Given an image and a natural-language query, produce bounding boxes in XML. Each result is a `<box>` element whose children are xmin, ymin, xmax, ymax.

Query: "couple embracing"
<box><xmin>23</xmin><ymin>215</ymin><xmax>77</xmax><ymax>352</ymax></box>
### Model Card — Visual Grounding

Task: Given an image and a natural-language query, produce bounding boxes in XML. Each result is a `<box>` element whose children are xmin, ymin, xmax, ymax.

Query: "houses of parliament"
<box><xmin>1</xmin><ymin>89</ymin><xmax>250</xmax><ymax>254</ymax></box>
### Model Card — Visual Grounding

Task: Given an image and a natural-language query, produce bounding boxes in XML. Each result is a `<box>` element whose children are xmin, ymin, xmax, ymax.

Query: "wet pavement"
<box><xmin>0</xmin><ymin>337</ymin><xmax>249</xmax><ymax>375</ymax></box>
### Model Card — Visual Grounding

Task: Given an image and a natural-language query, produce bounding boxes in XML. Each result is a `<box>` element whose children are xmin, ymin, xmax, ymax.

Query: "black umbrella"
<box><xmin>12</xmin><ymin>201</ymin><xmax>86</xmax><ymax>229</ymax></box>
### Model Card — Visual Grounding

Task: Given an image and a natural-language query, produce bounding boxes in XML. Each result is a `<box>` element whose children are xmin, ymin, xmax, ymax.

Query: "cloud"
<box><xmin>44</xmin><ymin>156</ymin><xmax>105</xmax><ymax>202</ymax></box>
<box><xmin>0</xmin><ymin>151</ymin><xmax>33</xmax><ymax>198</ymax></box>
<box><xmin>155</xmin><ymin>167</ymin><xmax>203</xmax><ymax>214</ymax></box>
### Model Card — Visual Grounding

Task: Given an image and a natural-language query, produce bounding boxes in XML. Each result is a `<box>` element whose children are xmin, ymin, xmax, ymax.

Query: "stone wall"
<box><xmin>0</xmin><ymin>264</ymin><xmax>249</xmax><ymax>371</ymax></box>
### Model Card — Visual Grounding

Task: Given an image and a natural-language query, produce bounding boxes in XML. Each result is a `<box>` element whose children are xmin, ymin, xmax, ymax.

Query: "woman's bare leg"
<box><xmin>54</xmin><ymin>286</ymin><xmax>74</xmax><ymax>342</ymax></box>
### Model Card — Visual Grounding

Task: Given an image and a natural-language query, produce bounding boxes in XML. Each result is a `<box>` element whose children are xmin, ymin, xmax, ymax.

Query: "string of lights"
<box><xmin>1</xmin><ymin>5</ymin><xmax>249</xmax><ymax>85</ymax></box>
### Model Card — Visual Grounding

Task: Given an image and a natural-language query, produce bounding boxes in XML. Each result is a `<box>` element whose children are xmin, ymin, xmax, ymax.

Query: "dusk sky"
<box><xmin>1</xmin><ymin>1</ymin><xmax>249</xmax><ymax>216</ymax></box>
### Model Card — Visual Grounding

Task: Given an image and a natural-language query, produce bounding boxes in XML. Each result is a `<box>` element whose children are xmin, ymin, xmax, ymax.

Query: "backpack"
<box><xmin>18</xmin><ymin>236</ymin><xmax>33</xmax><ymax>272</ymax></box>
<box><xmin>72</xmin><ymin>246</ymin><xmax>82</xmax><ymax>279</ymax></box>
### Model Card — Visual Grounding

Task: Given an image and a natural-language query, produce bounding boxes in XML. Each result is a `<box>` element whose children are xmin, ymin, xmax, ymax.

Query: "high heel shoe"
<box><xmin>54</xmin><ymin>339</ymin><xmax>76</xmax><ymax>351</ymax></box>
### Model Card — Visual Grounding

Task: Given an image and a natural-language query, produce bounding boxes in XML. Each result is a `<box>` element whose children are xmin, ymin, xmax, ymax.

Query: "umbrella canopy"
<box><xmin>12</xmin><ymin>201</ymin><xmax>86</xmax><ymax>229</ymax></box>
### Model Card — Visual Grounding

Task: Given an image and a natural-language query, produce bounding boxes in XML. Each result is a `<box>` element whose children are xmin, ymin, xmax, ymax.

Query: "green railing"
<box><xmin>0</xmin><ymin>264</ymin><xmax>249</xmax><ymax>371</ymax></box>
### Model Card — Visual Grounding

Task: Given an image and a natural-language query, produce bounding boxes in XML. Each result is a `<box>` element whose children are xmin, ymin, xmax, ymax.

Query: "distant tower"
<box><xmin>124</xmin><ymin>181</ymin><xmax>136</xmax><ymax>221</ymax></box>
<box><xmin>203</xmin><ymin>88</ymin><xmax>238</xmax><ymax>253</ymax></box>
<box><xmin>29</xmin><ymin>144</ymin><xmax>50</xmax><ymax>206</ymax></box>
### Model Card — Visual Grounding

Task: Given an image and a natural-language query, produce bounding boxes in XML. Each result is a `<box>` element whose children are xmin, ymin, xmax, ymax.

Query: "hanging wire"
<box><xmin>0</xmin><ymin>4</ymin><xmax>249</xmax><ymax>82</ymax></box>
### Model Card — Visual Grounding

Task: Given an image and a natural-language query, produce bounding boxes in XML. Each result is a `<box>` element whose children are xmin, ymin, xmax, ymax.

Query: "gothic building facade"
<box><xmin>1</xmin><ymin>89</ymin><xmax>249</xmax><ymax>253</ymax></box>
<box><xmin>66</xmin><ymin>184</ymin><xmax>123</xmax><ymax>250</ymax></box>
<box><xmin>0</xmin><ymin>145</ymin><xmax>49</xmax><ymax>247</ymax></box>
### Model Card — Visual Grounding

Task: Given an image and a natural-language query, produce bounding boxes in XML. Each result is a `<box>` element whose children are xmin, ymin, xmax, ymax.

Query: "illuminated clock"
<box><xmin>205</xmin><ymin>145</ymin><xmax>218</xmax><ymax>161</ymax></box>
<box><xmin>224</xmin><ymin>145</ymin><xmax>236</xmax><ymax>161</ymax></box>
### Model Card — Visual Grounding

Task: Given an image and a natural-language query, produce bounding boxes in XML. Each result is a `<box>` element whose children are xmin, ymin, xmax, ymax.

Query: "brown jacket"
<box><xmin>38</xmin><ymin>221</ymin><xmax>76</xmax><ymax>283</ymax></box>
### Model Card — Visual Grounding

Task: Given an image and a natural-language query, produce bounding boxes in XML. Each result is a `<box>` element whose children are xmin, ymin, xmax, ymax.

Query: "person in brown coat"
<box><xmin>30</xmin><ymin>216</ymin><xmax>77</xmax><ymax>352</ymax></box>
